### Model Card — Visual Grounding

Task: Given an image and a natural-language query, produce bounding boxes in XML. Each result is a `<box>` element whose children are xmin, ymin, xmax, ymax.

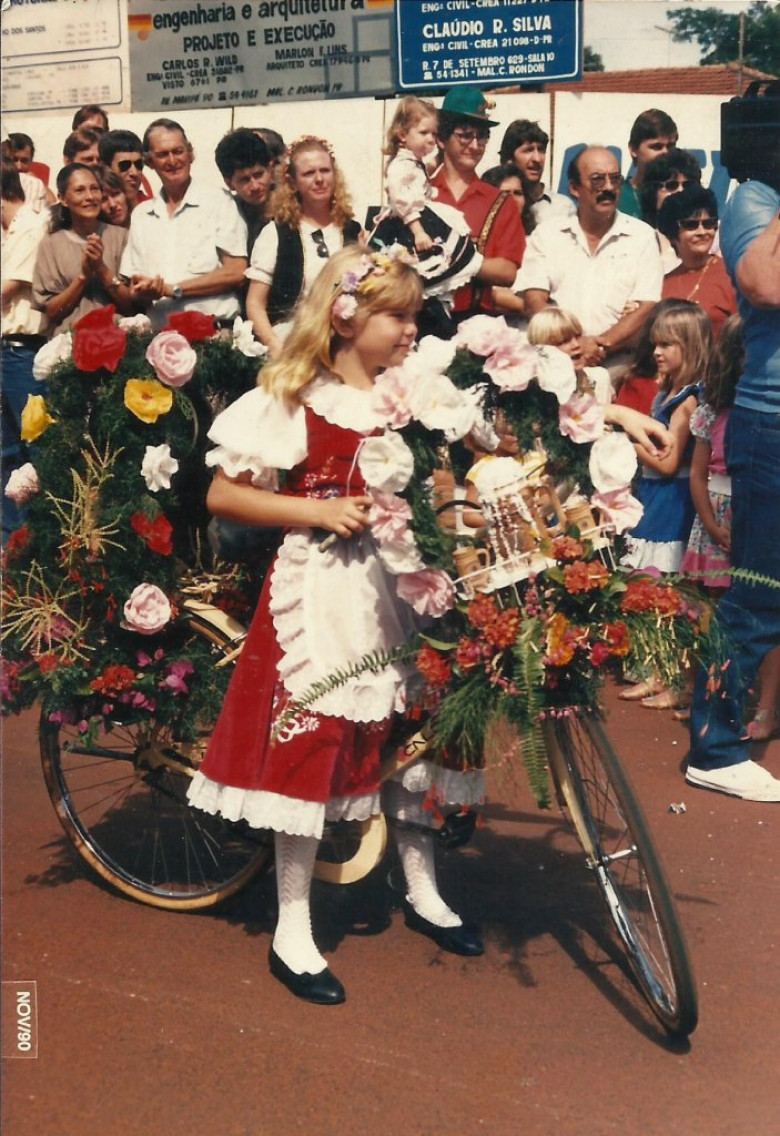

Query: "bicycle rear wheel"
<box><xmin>545</xmin><ymin>711</ymin><xmax>698</xmax><ymax>1036</ymax></box>
<box><xmin>39</xmin><ymin>614</ymin><xmax>271</xmax><ymax>911</ymax></box>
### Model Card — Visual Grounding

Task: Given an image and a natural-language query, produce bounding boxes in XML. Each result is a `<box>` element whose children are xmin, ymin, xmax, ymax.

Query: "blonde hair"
<box><xmin>384</xmin><ymin>97</ymin><xmax>438</xmax><ymax>158</ymax></box>
<box><xmin>270</xmin><ymin>136</ymin><xmax>353</xmax><ymax>229</ymax></box>
<box><xmin>261</xmin><ymin>245</ymin><xmax>423</xmax><ymax>404</ymax></box>
<box><xmin>527</xmin><ymin>306</ymin><xmax>583</xmax><ymax>347</ymax></box>
<box><xmin>650</xmin><ymin>300</ymin><xmax>713</xmax><ymax>392</ymax></box>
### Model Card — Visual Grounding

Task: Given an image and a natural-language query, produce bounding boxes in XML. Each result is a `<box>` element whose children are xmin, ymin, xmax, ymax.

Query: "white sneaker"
<box><xmin>686</xmin><ymin>760</ymin><xmax>780</xmax><ymax>802</ymax></box>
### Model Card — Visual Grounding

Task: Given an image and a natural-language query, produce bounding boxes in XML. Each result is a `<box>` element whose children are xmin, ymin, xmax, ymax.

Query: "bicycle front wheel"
<box><xmin>39</xmin><ymin>615</ymin><xmax>271</xmax><ymax>911</ymax></box>
<box><xmin>545</xmin><ymin>711</ymin><xmax>698</xmax><ymax>1037</ymax></box>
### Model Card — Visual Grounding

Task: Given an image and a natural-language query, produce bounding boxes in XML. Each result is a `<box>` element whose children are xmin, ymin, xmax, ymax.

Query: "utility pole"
<box><xmin>737</xmin><ymin>10</ymin><xmax>746</xmax><ymax>95</ymax></box>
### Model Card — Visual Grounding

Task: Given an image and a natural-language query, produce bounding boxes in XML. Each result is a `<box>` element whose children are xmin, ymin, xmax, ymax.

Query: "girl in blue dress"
<box><xmin>621</xmin><ymin>300</ymin><xmax>713</xmax><ymax>707</ymax></box>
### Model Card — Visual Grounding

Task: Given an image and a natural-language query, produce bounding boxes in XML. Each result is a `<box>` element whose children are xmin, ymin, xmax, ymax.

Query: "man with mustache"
<box><xmin>518</xmin><ymin>145</ymin><xmax>663</xmax><ymax>382</ymax></box>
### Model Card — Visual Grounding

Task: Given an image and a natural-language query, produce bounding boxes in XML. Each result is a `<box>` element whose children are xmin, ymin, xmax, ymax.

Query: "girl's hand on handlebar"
<box><xmin>318</xmin><ymin>495</ymin><xmax>374</xmax><ymax>539</ymax></box>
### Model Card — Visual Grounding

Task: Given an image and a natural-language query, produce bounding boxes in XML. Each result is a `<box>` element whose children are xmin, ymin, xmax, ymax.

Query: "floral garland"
<box><xmin>2</xmin><ymin>305</ymin><xmax>265</xmax><ymax>735</ymax></box>
<box><xmin>3</xmin><ymin>303</ymin><xmax>712</xmax><ymax>806</ymax></box>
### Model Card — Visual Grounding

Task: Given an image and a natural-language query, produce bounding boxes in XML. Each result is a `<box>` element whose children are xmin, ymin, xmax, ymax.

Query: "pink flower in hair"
<box><xmin>332</xmin><ymin>294</ymin><xmax>358</xmax><ymax>321</ymax></box>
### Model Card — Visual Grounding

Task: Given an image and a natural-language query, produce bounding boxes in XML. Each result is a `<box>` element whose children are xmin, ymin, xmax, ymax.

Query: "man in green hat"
<box><xmin>430</xmin><ymin>86</ymin><xmax>525</xmax><ymax>321</ymax></box>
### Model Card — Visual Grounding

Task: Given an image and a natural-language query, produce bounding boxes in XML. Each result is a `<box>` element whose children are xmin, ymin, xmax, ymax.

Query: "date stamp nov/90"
<box><xmin>1</xmin><ymin>981</ymin><xmax>38</xmax><ymax>1059</ymax></box>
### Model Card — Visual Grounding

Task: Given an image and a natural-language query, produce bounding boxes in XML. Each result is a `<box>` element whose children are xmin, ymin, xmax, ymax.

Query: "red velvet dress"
<box><xmin>187</xmin><ymin>377</ymin><xmax>483</xmax><ymax>839</ymax></box>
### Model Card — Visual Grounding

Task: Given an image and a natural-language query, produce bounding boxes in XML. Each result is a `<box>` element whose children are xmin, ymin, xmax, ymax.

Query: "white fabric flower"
<box><xmin>412</xmin><ymin>334</ymin><xmax>458</xmax><ymax>375</ymax></box>
<box><xmin>407</xmin><ymin>372</ymin><xmax>476</xmax><ymax>441</ymax></box>
<box><xmin>377</xmin><ymin>531</ymin><xmax>425</xmax><ymax>574</ymax></box>
<box><xmin>535</xmin><ymin>345</ymin><xmax>578</xmax><ymax>404</ymax></box>
<box><xmin>4</xmin><ymin>462</ymin><xmax>39</xmax><ymax>504</ymax></box>
<box><xmin>232</xmin><ymin>317</ymin><xmax>268</xmax><ymax>358</ymax></box>
<box><xmin>141</xmin><ymin>444</ymin><xmax>179</xmax><ymax>492</ymax></box>
<box><xmin>589</xmin><ymin>431</ymin><xmax>638</xmax><ymax>493</ymax></box>
<box><xmin>357</xmin><ymin>431</ymin><xmax>415</xmax><ymax>493</ymax></box>
<box><xmin>118</xmin><ymin>314</ymin><xmax>153</xmax><ymax>334</ymax></box>
<box><xmin>33</xmin><ymin>332</ymin><xmax>72</xmax><ymax>381</ymax></box>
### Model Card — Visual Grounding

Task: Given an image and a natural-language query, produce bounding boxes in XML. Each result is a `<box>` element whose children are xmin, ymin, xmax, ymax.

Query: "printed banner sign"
<box><xmin>396</xmin><ymin>0</ymin><xmax>581</xmax><ymax>89</ymax></box>
<box><xmin>127</xmin><ymin>0</ymin><xmax>396</xmax><ymax>110</ymax></box>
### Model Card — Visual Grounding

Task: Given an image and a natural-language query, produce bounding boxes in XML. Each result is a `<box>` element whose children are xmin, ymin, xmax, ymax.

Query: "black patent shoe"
<box><xmin>402</xmin><ymin>899</ymin><xmax>484</xmax><ymax>956</ymax></box>
<box><xmin>268</xmin><ymin>948</ymin><xmax>346</xmax><ymax>1005</ymax></box>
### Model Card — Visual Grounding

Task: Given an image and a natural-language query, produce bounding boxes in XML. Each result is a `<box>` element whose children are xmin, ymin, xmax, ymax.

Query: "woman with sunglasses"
<box><xmin>658</xmin><ymin>185</ymin><xmax>736</xmax><ymax>338</ymax></box>
<box><xmin>245</xmin><ymin>135</ymin><xmax>361</xmax><ymax>358</ymax></box>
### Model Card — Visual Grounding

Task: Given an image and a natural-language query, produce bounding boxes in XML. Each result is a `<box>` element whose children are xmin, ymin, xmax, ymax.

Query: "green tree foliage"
<box><xmin>584</xmin><ymin>45</ymin><xmax>605</xmax><ymax>72</ymax></box>
<box><xmin>666</xmin><ymin>1</ymin><xmax>780</xmax><ymax>73</ymax></box>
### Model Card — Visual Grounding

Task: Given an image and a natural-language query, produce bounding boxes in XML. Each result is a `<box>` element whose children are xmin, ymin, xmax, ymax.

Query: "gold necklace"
<box><xmin>684</xmin><ymin>255</ymin><xmax>713</xmax><ymax>302</ymax></box>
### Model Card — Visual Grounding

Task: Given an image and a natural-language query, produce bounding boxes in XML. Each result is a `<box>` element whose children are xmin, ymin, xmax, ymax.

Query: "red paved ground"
<box><xmin>2</xmin><ymin>688</ymin><xmax>779</xmax><ymax>1136</ymax></box>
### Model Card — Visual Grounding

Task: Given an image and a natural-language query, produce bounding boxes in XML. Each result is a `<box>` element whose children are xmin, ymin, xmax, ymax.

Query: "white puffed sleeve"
<box><xmin>205</xmin><ymin>387</ymin><xmax>307</xmax><ymax>490</ymax></box>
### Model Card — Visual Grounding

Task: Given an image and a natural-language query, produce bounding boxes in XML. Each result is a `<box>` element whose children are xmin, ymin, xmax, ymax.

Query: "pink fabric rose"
<box><xmin>483</xmin><ymin>330</ymin><xmax>537</xmax><ymax>392</ymax></box>
<box><xmin>122</xmin><ymin>583</ymin><xmax>172</xmax><ymax>635</ymax></box>
<box><xmin>397</xmin><ymin>568</ymin><xmax>455</xmax><ymax>617</ymax></box>
<box><xmin>558</xmin><ymin>392</ymin><xmax>605</xmax><ymax>444</ymax></box>
<box><xmin>145</xmin><ymin>330</ymin><xmax>197</xmax><ymax>388</ymax></box>
<box><xmin>455</xmin><ymin>314</ymin><xmax>508</xmax><ymax>357</ymax></box>
<box><xmin>372</xmin><ymin>368</ymin><xmax>413</xmax><ymax>428</ymax></box>
<box><xmin>161</xmin><ymin>660</ymin><xmax>195</xmax><ymax>694</ymax></box>
<box><xmin>369</xmin><ymin>492</ymin><xmax>413</xmax><ymax>543</ymax></box>
<box><xmin>592</xmin><ymin>488</ymin><xmax>644</xmax><ymax>534</ymax></box>
<box><xmin>4</xmin><ymin>463</ymin><xmax>40</xmax><ymax>505</ymax></box>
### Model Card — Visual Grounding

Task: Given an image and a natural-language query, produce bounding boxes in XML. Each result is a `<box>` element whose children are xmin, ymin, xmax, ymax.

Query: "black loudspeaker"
<box><xmin>720</xmin><ymin>80</ymin><xmax>780</xmax><ymax>188</ymax></box>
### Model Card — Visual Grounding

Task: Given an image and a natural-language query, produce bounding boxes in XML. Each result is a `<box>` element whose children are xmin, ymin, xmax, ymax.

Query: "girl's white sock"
<box><xmin>272</xmin><ymin>831</ymin><xmax>327</xmax><ymax>976</ymax></box>
<box><xmin>383</xmin><ymin>779</ymin><xmax>462</xmax><ymax>929</ymax></box>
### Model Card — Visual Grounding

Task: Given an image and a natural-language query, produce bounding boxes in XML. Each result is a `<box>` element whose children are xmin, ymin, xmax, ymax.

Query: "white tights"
<box><xmin>272</xmin><ymin>779</ymin><xmax>461</xmax><ymax>975</ymax></box>
<box><xmin>382</xmin><ymin>778</ymin><xmax>462</xmax><ymax>928</ymax></box>
<box><xmin>272</xmin><ymin>831</ymin><xmax>327</xmax><ymax>976</ymax></box>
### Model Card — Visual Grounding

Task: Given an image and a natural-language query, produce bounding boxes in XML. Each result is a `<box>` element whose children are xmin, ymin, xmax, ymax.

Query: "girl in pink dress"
<box><xmin>680</xmin><ymin>315</ymin><xmax>743</xmax><ymax>590</ymax></box>
<box><xmin>187</xmin><ymin>246</ymin><xmax>484</xmax><ymax>1004</ymax></box>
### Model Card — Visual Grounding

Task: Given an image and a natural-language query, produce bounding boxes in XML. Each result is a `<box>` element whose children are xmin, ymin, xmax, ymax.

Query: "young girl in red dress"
<box><xmin>187</xmin><ymin>246</ymin><xmax>484</xmax><ymax>1004</ymax></box>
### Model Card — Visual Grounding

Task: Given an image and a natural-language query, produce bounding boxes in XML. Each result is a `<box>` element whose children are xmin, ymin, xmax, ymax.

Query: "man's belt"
<box><xmin>2</xmin><ymin>334</ymin><xmax>47</xmax><ymax>350</ymax></box>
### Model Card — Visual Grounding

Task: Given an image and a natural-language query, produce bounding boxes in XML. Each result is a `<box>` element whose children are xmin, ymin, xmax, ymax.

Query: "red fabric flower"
<box><xmin>90</xmin><ymin>664</ymin><xmax>137</xmax><ymax>694</ymax></box>
<box><xmin>73</xmin><ymin>305</ymin><xmax>127</xmax><ymax>373</ymax></box>
<box><xmin>466</xmin><ymin>593</ymin><xmax>498</xmax><ymax>629</ymax></box>
<box><xmin>37</xmin><ymin>653</ymin><xmax>60</xmax><ymax>675</ymax></box>
<box><xmin>164</xmin><ymin>311</ymin><xmax>217</xmax><ymax>343</ymax></box>
<box><xmin>130</xmin><ymin>512</ymin><xmax>174</xmax><ymax>556</ymax></box>
<box><xmin>416</xmin><ymin>644</ymin><xmax>452</xmax><ymax>688</ymax></box>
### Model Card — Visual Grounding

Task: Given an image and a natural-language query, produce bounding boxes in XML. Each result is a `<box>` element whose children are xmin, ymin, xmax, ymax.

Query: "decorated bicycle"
<box><xmin>2</xmin><ymin>263</ymin><xmax>706</xmax><ymax>1033</ymax></box>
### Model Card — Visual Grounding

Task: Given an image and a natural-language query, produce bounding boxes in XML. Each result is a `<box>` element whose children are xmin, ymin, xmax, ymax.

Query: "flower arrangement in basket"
<box><xmin>278</xmin><ymin>314</ymin><xmax>713</xmax><ymax>806</ymax></box>
<box><xmin>1</xmin><ymin>306</ymin><xmax>266</xmax><ymax>737</ymax></box>
<box><xmin>412</xmin><ymin>317</ymin><xmax>715</xmax><ymax>803</ymax></box>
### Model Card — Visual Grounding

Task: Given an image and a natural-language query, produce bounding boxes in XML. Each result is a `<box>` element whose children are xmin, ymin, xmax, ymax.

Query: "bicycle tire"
<box><xmin>39</xmin><ymin>613</ymin><xmax>271</xmax><ymax>911</ymax></box>
<box><xmin>545</xmin><ymin>711</ymin><xmax>698</xmax><ymax>1037</ymax></box>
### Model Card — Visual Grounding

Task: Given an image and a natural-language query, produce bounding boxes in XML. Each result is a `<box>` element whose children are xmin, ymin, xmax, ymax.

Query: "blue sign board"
<box><xmin>396</xmin><ymin>0</ymin><xmax>582</xmax><ymax>90</ymax></box>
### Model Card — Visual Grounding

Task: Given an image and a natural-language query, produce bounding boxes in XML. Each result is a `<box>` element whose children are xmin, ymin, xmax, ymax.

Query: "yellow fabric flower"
<box><xmin>124</xmin><ymin>379</ymin><xmax>174</xmax><ymax>424</ymax></box>
<box><xmin>20</xmin><ymin>395</ymin><xmax>55</xmax><ymax>442</ymax></box>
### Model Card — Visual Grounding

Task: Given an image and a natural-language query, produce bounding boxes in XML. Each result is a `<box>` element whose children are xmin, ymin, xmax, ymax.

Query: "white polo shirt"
<box><xmin>120</xmin><ymin>179</ymin><xmax>247</xmax><ymax>329</ymax></box>
<box><xmin>1</xmin><ymin>204</ymin><xmax>49</xmax><ymax>337</ymax></box>
<box><xmin>517</xmin><ymin>210</ymin><xmax>663</xmax><ymax>336</ymax></box>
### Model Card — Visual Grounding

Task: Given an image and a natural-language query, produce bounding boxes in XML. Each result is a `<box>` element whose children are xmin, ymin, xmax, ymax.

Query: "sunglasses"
<box><xmin>117</xmin><ymin>158</ymin><xmax>144</xmax><ymax>173</ymax></box>
<box><xmin>656</xmin><ymin>177</ymin><xmax>691</xmax><ymax>192</ymax></box>
<box><xmin>586</xmin><ymin>172</ymin><xmax>624</xmax><ymax>190</ymax></box>
<box><xmin>678</xmin><ymin>217</ymin><xmax>717</xmax><ymax>232</ymax></box>
<box><xmin>452</xmin><ymin>129</ymin><xmax>489</xmax><ymax>146</ymax></box>
<box><xmin>311</xmin><ymin>229</ymin><xmax>329</xmax><ymax>259</ymax></box>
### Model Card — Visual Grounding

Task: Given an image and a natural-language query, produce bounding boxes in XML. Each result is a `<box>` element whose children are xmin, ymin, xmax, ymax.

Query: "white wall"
<box><xmin>2</xmin><ymin>90</ymin><xmax>730</xmax><ymax>221</ymax></box>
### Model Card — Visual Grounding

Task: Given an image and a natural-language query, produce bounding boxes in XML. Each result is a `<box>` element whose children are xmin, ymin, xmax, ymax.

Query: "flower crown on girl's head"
<box><xmin>283</xmin><ymin>134</ymin><xmax>335</xmax><ymax>175</ymax></box>
<box><xmin>331</xmin><ymin>244</ymin><xmax>416</xmax><ymax>321</ymax></box>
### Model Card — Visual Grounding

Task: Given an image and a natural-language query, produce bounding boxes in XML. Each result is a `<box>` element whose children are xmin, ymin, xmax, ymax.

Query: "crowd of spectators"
<box><xmin>3</xmin><ymin>93</ymin><xmax>776</xmax><ymax>798</ymax></box>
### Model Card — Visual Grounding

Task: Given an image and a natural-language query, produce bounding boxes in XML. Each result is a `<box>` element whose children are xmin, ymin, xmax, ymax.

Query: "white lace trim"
<box><xmin>303</xmin><ymin>374</ymin><xmax>387</xmax><ymax>434</ymax></box>
<box><xmin>187</xmin><ymin>772</ymin><xmax>379</xmax><ymax>839</ymax></box>
<box><xmin>397</xmin><ymin>760</ymin><xmax>485</xmax><ymax>805</ymax></box>
<box><xmin>269</xmin><ymin>529</ymin><xmax>411</xmax><ymax>722</ymax></box>
<box><xmin>622</xmin><ymin>538</ymin><xmax>686</xmax><ymax>574</ymax></box>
